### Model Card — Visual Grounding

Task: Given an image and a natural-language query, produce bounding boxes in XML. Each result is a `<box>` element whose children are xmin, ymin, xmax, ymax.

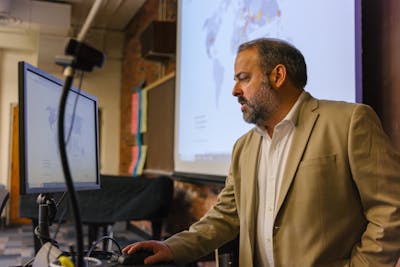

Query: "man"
<box><xmin>123</xmin><ymin>38</ymin><xmax>400</xmax><ymax>266</ymax></box>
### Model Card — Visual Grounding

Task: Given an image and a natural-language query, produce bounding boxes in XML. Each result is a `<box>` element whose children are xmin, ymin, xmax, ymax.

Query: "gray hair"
<box><xmin>238</xmin><ymin>38</ymin><xmax>307</xmax><ymax>89</ymax></box>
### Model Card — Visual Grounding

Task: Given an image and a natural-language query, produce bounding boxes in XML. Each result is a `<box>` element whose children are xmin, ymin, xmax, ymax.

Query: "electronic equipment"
<box><xmin>117</xmin><ymin>251</ymin><xmax>154</xmax><ymax>265</ymax></box>
<box><xmin>18</xmin><ymin>61</ymin><xmax>101</xmax><ymax>255</ymax></box>
<box><xmin>18</xmin><ymin>61</ymin><xmax>100</xmax><ymax>195</ymax></box>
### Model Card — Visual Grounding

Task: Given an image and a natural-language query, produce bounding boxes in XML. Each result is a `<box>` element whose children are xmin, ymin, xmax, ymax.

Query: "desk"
<box><xmin>19</xmin><ymin>175</ymin><xmax>174</xmax><ymax>252</ymax></box>
<box><xmin>97</xmin><ymin>262</ymin><xmax>186</xmax><ymax>267</ymax></box>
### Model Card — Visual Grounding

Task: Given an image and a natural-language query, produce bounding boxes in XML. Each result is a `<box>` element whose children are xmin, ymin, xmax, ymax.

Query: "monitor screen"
<box><xmin>174</xmin><ymin>0</ymin><xmax>362</xmax><ymax>180</ymax></box>
<box><xmin>18</xmin><ymin>61</ymin><xmax>100</xmax><ymax>194</ymax></box>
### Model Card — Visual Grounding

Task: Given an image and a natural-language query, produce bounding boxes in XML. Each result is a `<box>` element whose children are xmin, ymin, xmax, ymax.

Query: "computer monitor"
<box><xmin>18</xmin><ymin>61</ymin><xmax>100</xmax><ymax>194</ymax></box>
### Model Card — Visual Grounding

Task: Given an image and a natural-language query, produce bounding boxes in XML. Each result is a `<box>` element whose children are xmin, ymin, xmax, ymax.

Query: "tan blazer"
<box><xmin>165</xmin><ymin>93</ymin><xmax>400</xmax><ymax>266</ymax></box>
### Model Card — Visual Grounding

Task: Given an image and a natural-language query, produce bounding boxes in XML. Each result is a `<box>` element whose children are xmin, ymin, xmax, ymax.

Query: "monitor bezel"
<box><xmin>18</xmin><ymin>61</ymin><xmax>101</xmax><ymax>194</ymax></box>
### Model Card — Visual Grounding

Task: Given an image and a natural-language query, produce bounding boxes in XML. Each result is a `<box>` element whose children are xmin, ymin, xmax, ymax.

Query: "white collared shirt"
<box><xmin>254</xmin><ymin>91</ymin><xmax>307</xmax><ymax>267</ymax></box>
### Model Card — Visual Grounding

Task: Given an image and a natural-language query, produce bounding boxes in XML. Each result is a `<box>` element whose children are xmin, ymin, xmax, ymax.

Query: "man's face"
<box><xmin>233</xmin><ymin>48</ymin><xmax>279</xmax><ymax>125</ymax></box>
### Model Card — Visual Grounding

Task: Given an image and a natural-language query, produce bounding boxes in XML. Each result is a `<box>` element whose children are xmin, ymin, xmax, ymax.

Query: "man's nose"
<box><xmin>232</xmin><ymin>83</ymin><xmax>242</xmax><ymax>97</ymax></box>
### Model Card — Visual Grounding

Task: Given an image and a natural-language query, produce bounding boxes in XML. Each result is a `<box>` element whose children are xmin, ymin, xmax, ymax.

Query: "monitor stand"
<box><xmin>31</xmin><ymin>194</ymin><xmax>63</xmax><ymax>266</ymax></box>
<box><xmin>36</xmin><ymin>193</ymin><xmax>57</xmax><ymax>246</ymax></box>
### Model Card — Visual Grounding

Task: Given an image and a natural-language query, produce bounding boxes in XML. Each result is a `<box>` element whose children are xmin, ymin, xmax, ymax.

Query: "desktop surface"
<box><xmin>80</xmin><ymin>256</ymin><xmax>185</xmax><ymax>267</ymax></box>
<box><xmin>99</xmin><ymin>262</ymin><xmax>182</xmax><ymax>267</ymax></box>
<box><xmin>30</xmin><ymin>243</ymin><xmax>185</xmax><ymax>267</ymax></box>
<box><xmin>104</xmin><ymin>264</ymin><xmax>182</xmax><ymax>267</ymax></box>
<box><xmin>84</xmin><ymin>251</ymin><xmax>186</xmax><ymax>267</ymax></box>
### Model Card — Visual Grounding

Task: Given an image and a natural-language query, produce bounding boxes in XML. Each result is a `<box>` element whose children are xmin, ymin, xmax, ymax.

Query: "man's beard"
<box><xmin>239</xmin><ymin>80</ymin><xmax>280</xmax><ymax>126</ymax></box>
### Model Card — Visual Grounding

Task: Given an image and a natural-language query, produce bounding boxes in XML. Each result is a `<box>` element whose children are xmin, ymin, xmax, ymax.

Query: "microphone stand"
<box><xmin>57</xmin><ymin>0</ymin><xmax>104</xmax><ymax>266</ymax></box>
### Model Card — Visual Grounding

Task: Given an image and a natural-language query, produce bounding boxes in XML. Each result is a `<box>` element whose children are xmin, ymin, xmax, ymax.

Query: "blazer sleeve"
<box><xmin>164</xmin><ymin>164</ymin><xmax>240</xmax><ymax>263</ymax></box>
<box><xmin>348</xmin><ymin>104</ymin><xmax>400</xmax><ymax>266</ymax></box>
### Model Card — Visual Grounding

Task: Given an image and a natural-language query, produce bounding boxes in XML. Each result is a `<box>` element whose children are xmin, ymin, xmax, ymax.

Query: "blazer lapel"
<box><xmin>274</xmin><ymin>94</ymin><xmax>319</xmax><ymax>219</ymax></box>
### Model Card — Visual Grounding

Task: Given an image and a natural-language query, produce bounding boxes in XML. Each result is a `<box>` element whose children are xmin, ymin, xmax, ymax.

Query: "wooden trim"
<box><xmin>9</xmin><ymin>105</ymin><xmax>31</xmax><ymax>225</ymax></box>
<box><xmin>143</xmin><ymin>72</ymin><xmax>175</xmax><ymax>92</ymax></box>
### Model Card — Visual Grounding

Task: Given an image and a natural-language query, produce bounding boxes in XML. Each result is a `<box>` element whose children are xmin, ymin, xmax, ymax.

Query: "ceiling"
<box><xmin>0</xmin><ymin>0</ymin><xmax>146</xmax><ymax>31</ymax></box>
<box><xmin>0</xmin><ymin>0</ymin><xmax>146</xmax><ymax>71</ymax></box>
<box><xmin>66</xmin><ymin>0</ymin><xmax>146</xmax><ymax>31</ymax></box>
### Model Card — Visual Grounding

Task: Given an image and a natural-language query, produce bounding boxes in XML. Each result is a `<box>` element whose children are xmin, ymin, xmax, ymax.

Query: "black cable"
<box><xmin>65</xmin><ymin>71</ymin><xmax>84</xmax><ymax>145</ymax></box>
<box><xmin>46</xmin><ymin>203</ymin><xmax>69</xmax><ymax>265</ymax></box>
<box><xmin>27</xmin><ymin>193</ymin><xmax>67</xmax><ymax>267</ymax></box>
<box><xmin>45</xmin><ymin>68</ymin><xmax>81</xmax><ymax>263</ymax></box>
<box><xmin>53</xmin><ymin>197</ymin><xmax>69</xmax><ymax>240</ymax></box>
<box><xmin>34</xmin><ymin>226</ymin><xmax>54</xmax><ymax>245</ymax></box>
<box><xmin>58</xmin><ymin>69</ymin><xmax>84</xmax><ymax>267</ymax></box>
<box><xmin>44</xmin><ymin>69</ymin><xmax>83</xmax><ymax>265</ymax></box>
<box><xmin>35</xmin><ymin>195</ymin><xmax>58</xmax><ymax>246</ymax></box>
<box><xmin>86</xmin><ymin>236</ymin><xmax>123</xmax><ymax>258</ymax></box>
<box><xmin>55</xmin><ymin>192</ymin><xmax>67</xmax><ymax>208</ymax></box>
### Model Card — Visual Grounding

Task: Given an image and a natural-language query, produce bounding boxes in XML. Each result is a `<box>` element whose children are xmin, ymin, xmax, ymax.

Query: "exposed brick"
<box><xmin>120</xmin><ymin>0</ymin><xmax>223</xmax><ymax>237</ymax></box>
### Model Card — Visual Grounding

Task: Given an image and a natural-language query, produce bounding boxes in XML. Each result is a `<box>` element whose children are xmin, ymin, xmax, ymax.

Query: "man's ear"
<box><xmin>269</xmin><ymin>64</ymin><xmax>286</xmax><ymax>89</ymax></box>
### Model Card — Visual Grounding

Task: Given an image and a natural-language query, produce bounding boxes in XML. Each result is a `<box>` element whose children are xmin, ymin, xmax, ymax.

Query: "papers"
<box><xmin>129</xmin><ymin>89</ymin><xmax>147</xmax><ymax>176</ymax></box>
<box><xmin>131</xmin><ymin>90</ymin><xmax>147</xmax><ymax>134</ymax></box>
<box><xmin>129</xmin><ymin>145</ymin><xmax>147</xmax><ymax>176</ymax></box>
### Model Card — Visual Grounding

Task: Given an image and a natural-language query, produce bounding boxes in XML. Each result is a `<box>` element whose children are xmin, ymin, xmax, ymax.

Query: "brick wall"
<box><xmin>120</xmin><ymin>0</ymin><xmax>174</xmax><ymax>175</ymax></box>
<box><xmin>120</xmin><ymin>0</ymin><xmax>223</xmax><ymax>236</ymax></box>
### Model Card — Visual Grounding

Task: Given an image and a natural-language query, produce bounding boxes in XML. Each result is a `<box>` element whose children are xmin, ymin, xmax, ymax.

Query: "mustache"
<box><xmin>238</xmin><ymin>96</ymin><xmax>248</xmax><ymax>105</ymax></box>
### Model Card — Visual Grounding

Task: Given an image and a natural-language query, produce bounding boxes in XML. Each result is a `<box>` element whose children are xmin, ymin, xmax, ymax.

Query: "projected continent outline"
<box><xmin>202</xmin><ymin>0</ymin><xmax>281</xmax><ymax>108</ymax></box>
<box><xmin>46</xmin><ymin>105</ymin><xmax>86</xmax><ymax>160</ymax></box>
<box><xmin>177</xmin><ymin>0</ymin><xmax>359</xmax><ymax>176</ymax></box>
<box><xmin>230</xmin><ymin>0</ymin><xmax>281</xmax><ymax>52</ymax></box>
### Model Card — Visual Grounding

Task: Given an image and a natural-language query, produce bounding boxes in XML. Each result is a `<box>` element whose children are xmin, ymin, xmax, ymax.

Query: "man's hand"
<box><xmin>122</xmin><ymin>240</ymin><xmax>174</xmax><ymax>265</ymax></box>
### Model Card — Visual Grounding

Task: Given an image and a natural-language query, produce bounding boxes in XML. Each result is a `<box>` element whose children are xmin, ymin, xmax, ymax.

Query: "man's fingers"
<box><xmin>122</xmin><ymin>240</ymin><xmax>173</xmax><ymax>264</ymax></box>
<box><xmin>137</xmin><ymin>241</ymin><xmax>157</xmax><ymax>251</ymax></box>
<box><xmin>122</xmin><ymin>242</ymin><xmax>142</xmax><ymax>254</ymax></box>
<box><xmin>144</xmin><ymin>254</ymin><xmax>161</xmax><ymax>265</ymax></box>
<box><xmin>144</xmin><ymin>249</ymin><xmax>172</xmax><ymax>265</ymax></box>
<box><xmin>122</xmin><ymin>244</ymin><xmax>132</xmax><ymax>253</ymax></box>
<box><xmin>122</xmin><ymin>241</ymin><xmax>156</xmax><ymax>254</ymax></box>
